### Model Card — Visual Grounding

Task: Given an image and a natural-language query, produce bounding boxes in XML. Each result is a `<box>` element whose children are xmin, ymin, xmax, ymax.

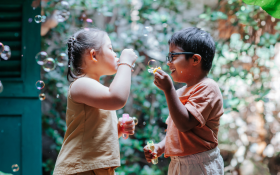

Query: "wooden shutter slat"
<box><xmin>0</xmin><ymin>32</ymin><xmax>21</xmax><ymax>40</ymax></box>
<box><xmin>0</xmin><ymin>22</ymin><xmax>21</xmax><ymax>31</ymax></box>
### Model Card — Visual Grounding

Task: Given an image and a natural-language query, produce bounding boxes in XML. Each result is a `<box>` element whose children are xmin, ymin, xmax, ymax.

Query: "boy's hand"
<box><xmin>154</xmin><ymin>69</ymin><xmax>173</xmax><ymax>92</ymax></box>
<box><xmin>143</xmin><ymin>144</ymin><xmax>164</xmax><ymax>163</ymax></box>
<box><xmin>118</xmin><ymin>117</ymin><xmax>135</xmax><ymax>135</ymax></box>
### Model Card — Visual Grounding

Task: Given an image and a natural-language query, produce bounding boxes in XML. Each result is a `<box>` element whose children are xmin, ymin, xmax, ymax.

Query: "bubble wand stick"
<box><xmin>147</xmin><ymin>140</ymin><xmax>158</xmax><ymax>164</ymax></box>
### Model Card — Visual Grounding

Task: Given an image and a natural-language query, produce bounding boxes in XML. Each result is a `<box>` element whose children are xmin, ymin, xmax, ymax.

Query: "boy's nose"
<box><xmin>167</xmin><ymin>61</ymin><xmax>171</xmax><ymax>66</ymax></box>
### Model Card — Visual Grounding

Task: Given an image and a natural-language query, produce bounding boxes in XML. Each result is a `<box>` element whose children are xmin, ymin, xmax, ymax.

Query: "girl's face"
<box><xmin>98</xmin><ymin>35</ymin><xmax>118</xmax><ymax>75</ymax></box>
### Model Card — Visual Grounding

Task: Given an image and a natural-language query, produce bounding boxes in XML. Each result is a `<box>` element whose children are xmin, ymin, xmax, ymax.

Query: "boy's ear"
<box><xmin>90</xmin><ymin>49</ymin><xmax>97</xmax><ymax>62</ymax></box>
<box><xmin>192</xmin><ymin>54</ymin><xmax>202</xmax><ymax>66</ymax></box>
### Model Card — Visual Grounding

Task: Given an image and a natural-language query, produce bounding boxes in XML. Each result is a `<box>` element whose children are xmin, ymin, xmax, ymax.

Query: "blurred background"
<box><xmin>1</xmin><ymin>0</ymin><xmax>280</xmax><ymax>174</ymax></box>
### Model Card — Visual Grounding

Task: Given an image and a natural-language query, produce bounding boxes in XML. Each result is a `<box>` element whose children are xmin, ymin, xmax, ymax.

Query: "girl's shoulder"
<box><xmin>70</xmin><ymin>77</ymin><xmax>103</xmax><ymax>95</ymax></box>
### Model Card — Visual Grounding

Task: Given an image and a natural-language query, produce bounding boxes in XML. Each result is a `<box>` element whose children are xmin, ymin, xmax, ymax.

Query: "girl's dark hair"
<box><xmin>67</xmin><ymin>28</ymin><xmax>107</xmax><ymax>81</ymax></box>
<box><xmin>168</xmin><ymin>27</ymin><xmax>216</xmax><ymax>72</ymax></box>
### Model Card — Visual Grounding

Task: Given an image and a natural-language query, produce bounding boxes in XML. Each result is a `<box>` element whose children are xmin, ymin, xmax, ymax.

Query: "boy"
<box><xmin>143</xmin><ymin>27</ymin><xmax>224</xmax><ymax>175</ymax></box>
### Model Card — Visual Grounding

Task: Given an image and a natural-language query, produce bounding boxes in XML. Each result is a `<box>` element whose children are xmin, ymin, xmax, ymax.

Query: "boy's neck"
<box><xmin>185</xmin><ymin>72</ymin><xmax>208</xmax><ymax>87</ymax></box>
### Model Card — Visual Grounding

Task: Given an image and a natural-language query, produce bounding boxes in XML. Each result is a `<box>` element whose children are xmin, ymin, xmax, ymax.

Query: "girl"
<box><xmin>53</xmin><ymin>28</ymin><xmax>137</xmax><ymax>175</ymax></box>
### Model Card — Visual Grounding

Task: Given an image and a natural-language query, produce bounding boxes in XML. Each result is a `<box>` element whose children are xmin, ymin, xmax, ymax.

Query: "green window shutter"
<box><xmin>0</xmin><ymin>5</ymin><xmax>22</xmax><ymax>78</ymax></box>
<box><xmin>0</xmin><ymin>0</ymin><xmax>42</xmax><ymax>175</ymax></box>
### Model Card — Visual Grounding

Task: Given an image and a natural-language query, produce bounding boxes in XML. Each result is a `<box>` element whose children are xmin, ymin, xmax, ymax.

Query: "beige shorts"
<box><xmin>74</xmin><ymin>168</ymin><xmax>115</xmax><ymax>175</ymax></box>
<box><xmin>168</xmin><ymin>147</ymin><xmax>224</xmax><ymax>175</ymax></box>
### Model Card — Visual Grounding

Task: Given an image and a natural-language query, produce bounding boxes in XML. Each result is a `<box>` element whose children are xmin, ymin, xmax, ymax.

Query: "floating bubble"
<box><xmin>143</xmin><ymin>26</ymin><xmax>150</xmax><ymax>36</ymax></box>
<box><xmin>0</xmin><ymin>42</ymin><xmax>4</xmax><ymax>54</ymax></box>
<box><xmin>1</xmin><ymin>45</ymin><xmax>11</xmax><ymax>60</ymax></box>
<box><xmin>54</xmin><ymin>1</ymin><xmax>70</xmax><ymax>22</ymax></box>
<box><xmin>39</xmin><ymin>93</ymin><xmax>46</xmax><ymax>101</ymax></box>
<box><xmin>56</xmin><ymin>53</ymin><xmax>68</xmax><ymax>66</ymax></box>
<box><xmin>0</xmin><ymin>81</ymin><xmax>3</xmax><ymax>93</ymax></box>
<box><xmin>41</xmin><ymin>15</ymin><xmax>46</xmax><ymax>22</ymax></box>
<box><xmin>11</xmin><ymin>164</ymin><xmax>19</xmax><ymax>172</ymax></box>
<box><xmin>148</xmin><ymin>59</ymin><xmax>158</xmax><ymax>69</ymax></box>
<box><xmin>56</xmin><ymin>94</ymin><xmax>60</xmax><ymax>98</ymax></box>
<box><xmin>86</xmin><ymin>18</ymin><xmax>93</xmax><ymax>25</ymax></box>
<box><xmin>35</xmin><ymin>80</ymin><xmax>45</xmax><ymax>90</ymax></box>
<box><xmin>35</xmin><ymin>51</ymin><xmax>48</xmax><ymax>65</ymax></box>
<box><xmin>132</xmin><ymin>117</ymin><xmax>138</xmax><ymax>125</ymax></box>
<box><xmin>43</xmin><ymin>58</ymin><xmax>56</xmax><ymax>72</ymax></box>
<box><xmin>34</xmin><ymin>15</ymin><xmax>42</xmax><ymax>23</ymax></box>
<box><xmin>143</xmin><ymin>121</ymin><xmax>146</xmax><ymax>125</ymax></box>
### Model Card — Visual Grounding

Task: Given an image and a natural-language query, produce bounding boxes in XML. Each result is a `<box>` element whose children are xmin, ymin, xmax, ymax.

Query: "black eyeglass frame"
<box><xmin>166</xmin><ymin>52</ymin><xmax>196</xmax><ymax>62</ymax></box>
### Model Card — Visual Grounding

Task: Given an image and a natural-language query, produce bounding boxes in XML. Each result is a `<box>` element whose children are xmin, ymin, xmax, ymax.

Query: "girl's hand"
<box><xmin>118</xmin><ymin>117</ymin><xmax>135</xmax><ymax>135</ymax></box>
<box><xmin>143</xmin><ymin>144</ymin><xmax>164</xmax><ymax>163</ymax></box>
<box><xmin>119</xmin><ymin>49</ymin><xmax>138</xmax><ymax>65</ymax></box>
<box><xmin>154</xmin><ymin>69</ymin><xmax>174</xmax><ymax>93</ymax></box>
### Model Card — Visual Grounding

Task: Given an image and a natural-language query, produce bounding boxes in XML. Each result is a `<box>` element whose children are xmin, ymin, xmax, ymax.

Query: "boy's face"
<box><xmin>167</xmin><ymin>44</ymin><xmax>195</xmax><ymax>83</ymax></box>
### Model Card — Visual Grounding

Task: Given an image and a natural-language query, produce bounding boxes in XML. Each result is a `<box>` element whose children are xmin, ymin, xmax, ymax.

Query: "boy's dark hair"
<box><xmin>168</xmin><ymin>27</ymin><xmax>215</xmax><ymax>72</ymax></box>
<box><xmin>67</xmin><ymin>28</ymin><xmax>107</xmax><ymax>81</ymax></box>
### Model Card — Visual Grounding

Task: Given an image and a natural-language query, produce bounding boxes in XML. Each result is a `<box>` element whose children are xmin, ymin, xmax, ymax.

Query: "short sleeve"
<box><xmin>184</xmin><ymin>85</ymin><xmax>215</xmax><ymax>127</ymax></box>
<box><xmin>166</xmin><ymin>116</ymin><xmax>170</xmax><ymax>124</ymax></box>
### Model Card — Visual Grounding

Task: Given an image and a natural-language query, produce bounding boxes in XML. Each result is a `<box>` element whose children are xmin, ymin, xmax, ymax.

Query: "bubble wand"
<box><xmin>147</xmin><ymin>140</ymin><xmax>158</xmax><ymax>164</ymax></box>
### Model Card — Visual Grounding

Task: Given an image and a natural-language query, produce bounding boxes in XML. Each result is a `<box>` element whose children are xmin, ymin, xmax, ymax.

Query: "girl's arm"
<box><xmin>71</xmin><ymin>49</ymin><xmax>136</xmax><ymax>110</ymax></box>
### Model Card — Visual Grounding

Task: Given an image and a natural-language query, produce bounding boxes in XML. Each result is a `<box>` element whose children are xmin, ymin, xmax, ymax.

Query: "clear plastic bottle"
<box><xmin>122</xmin><ymin>114</ymin><xmax>129</xmax><ymax>139</ymax></box>
<box><xmin>147</xmin><ymin>140</ymin><xmax>158</xmax><ymax>164</ymax></box>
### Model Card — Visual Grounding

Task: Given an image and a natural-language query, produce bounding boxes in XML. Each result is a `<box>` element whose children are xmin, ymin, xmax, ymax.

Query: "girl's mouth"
<box><xmin>171</xmin><ymin>69</ymin><xmax>176</xmax><ymax>74</ymax></box>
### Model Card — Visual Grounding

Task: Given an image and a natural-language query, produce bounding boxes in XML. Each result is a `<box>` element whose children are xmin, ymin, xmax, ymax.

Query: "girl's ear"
<box><xmin>192</xmin><ymin>54</ymin><xmax>202</xmax><ymax>66</ymax></box>
<box><xmin>90</xmin><ymin>49</ymin><xmax>97</xmax><ymax>62</ymax></box>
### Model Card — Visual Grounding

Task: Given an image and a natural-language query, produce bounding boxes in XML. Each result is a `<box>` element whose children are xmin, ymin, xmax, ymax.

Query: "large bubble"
<box><xmin>56</xmin><ymin>53</ymin><xmax>68</xmax><ymax>66</ymax></box>
<box><xmin>35</xmin><ymin>51</ymin><xmax>48</xmax><ymax>65</ymax></box>
<box><xmin>54</xmin><ymin>1</ymin><xmax>70</xmax><ymax>22</ymax></box>
<box><xmin>43</xmin><ymin>58</ymin><xmax>56</xmax><ymax>72</ymax></box>
<box><xmin>148</xmin><ymin>59</ymin><xmax>158</xmax><ymax>69</ymax></box>
<box><xmin>1</xmin><ymin>45</ymin><xmax>11</xmax><ymax>60</ymax></box>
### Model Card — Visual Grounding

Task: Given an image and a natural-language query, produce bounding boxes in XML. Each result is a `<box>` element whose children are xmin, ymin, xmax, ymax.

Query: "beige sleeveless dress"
<box><xmin>53</xmin><ymin>83</ymin><xmax>120</xmax><ymax>175</ymax></box>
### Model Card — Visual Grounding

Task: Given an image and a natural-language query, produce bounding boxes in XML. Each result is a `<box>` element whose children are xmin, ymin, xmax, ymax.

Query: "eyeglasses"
<box><xmin>166</xmin><ymin>52</ymin><xmax>195</xmax><ymax>63</ymax></box>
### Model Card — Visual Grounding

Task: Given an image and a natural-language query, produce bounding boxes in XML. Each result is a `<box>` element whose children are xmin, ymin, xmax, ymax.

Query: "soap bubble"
<box><xmin>34</xmin><ymin>15</ymin><xmax>42</xmax><ymax>23</ymax></box>
<box><xmin>0</xmin><ymin>81</ymin><xmax>3</xmax><ymax>93</ymax></box>
<box><xmin>132</xmin><ymin>117</ymin><xmax>138</xmax><ymax>125</ymax></box>
<box><xmin>54</xmin><ymin>1</ymin><xmax>70</xmax><ymax>22</ymax></box>
<box><xmin>1</xmin><ymin>45</ymin><xmax>11</xmax><ymax>60</ymax></box>
<box><xmin>35</xmin><ymin>51</ymin><xmax>48</xmax><ymax>65</ymax></box>
<box><xmin>148</xmin><ymin>59</ymin><xmax>158</xmax><ymax>69</ymax></box>
<box><xmin>56</xmin><ymin>53</ymin><xmax>68</xmax><ymax>66</ymax></box>
<box><xmin>39</xmin><ymin>93</ymin><xmax>46</xmax><ymax>101</ymax></box>
<box><xmin>41</xmin><ymin>15</ymin><xmax>46</xmax><ymax>22</ymax></box>
<box><xmin>43</xmin><ymin>58</ymin><xmax>56</xmax><ymax>72</ymax></box>
<box><xmin>0</xmin><ymin>42</ymin><xmax>4</xmax><ymax>54</ymax></box>
<box><xmin>35</xmin><ymin>80</ymin><xmax>45</xmax><ymax>90</ymax></box>
<box><xmin>143</xmin><ymin>26</ymin><xmax>152</xmax><ymax>36</ymax></box>
<box><xmin>86</xmin><ymin>18</ymin><xmax>93</xmax><ymax>26</ymax></box>
<box><xmin>11</xmin><ymin>164</ymin><xmax>19</xmax><ymax>172</ymax></box>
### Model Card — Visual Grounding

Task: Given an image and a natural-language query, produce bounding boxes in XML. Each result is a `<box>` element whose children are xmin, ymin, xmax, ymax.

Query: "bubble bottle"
<box><xmin>147</xmin><ymin>59</ymin><xmax>161</xmax><ymax>74</ymax></box>
<box><xmin>147</xmin><ymin>140</ymin><xmax>158</xmax><ymax>164</ymax></box>
<box><xmin>121</xmin><ymin>113</ymin><xmax>138</xmax><ymax>139</ymax></box>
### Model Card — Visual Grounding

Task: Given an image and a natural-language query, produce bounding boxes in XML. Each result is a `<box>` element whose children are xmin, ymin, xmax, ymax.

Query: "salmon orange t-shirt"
<box><xmin>164</xmin><ymin>78</ymin><xmax>224</xmax><ymax>157</ymax></box>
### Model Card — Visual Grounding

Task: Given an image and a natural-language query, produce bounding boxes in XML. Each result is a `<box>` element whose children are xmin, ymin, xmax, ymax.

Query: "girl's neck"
<box><xmin>84</xmin><ymin>73</ymin><xmax>101</xmax><ymax>82</ymax></box>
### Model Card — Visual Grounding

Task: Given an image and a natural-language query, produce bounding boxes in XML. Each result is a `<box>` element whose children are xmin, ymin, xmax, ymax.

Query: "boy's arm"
<box><xmin>154</xmin><ymin>70</ymin><xmax>199</xmax><ymax>132</ymax></box>
<box><xmin>164</xmin><ymin>87</ymin><xmax>200</xmax><ymax>132</ymax></box>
